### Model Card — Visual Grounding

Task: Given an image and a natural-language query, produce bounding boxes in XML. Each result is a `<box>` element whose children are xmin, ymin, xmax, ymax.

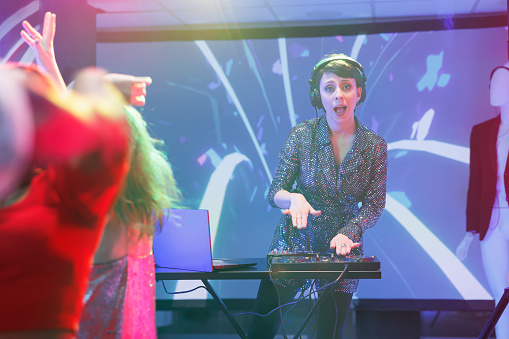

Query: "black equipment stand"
<box><xmin>479</xmin><ymin>287</ymin><xmax>509</xmax><ymax>339</ymax></box>
<box><xmin>291</xmin><ymin>266</ymin><xmax>348</xmax><ymax>338</ymax></box>
<box><xmin>156</xmin><ymin>257</ymin><xmax>381</xmax><ymax>339</ymax></box>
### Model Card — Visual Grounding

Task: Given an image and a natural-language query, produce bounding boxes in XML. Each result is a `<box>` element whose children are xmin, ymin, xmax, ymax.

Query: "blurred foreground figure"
<box><xmin>0</xmin><ymin>65</ymin><xmax>130</xmax><ymax>339</ymax></box>
<box><xmin>21</xmin><ymin>11</ymin><xmax>181</xmax><ymax>338</ymax></box>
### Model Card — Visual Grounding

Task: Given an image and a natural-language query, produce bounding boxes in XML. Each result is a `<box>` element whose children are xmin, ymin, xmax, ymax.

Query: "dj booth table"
<box><xmin>156</xmin><ymin>257</ymin><xmax>381</xmax><ymax>338</ymax></box>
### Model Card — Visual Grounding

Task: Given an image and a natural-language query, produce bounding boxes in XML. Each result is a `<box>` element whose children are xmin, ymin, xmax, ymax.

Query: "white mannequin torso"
<box><xmin>495</xmin><ymin>122</ymin><xmax>509</xmax><ymax>207</ymax></box>
<box><xmin>481</xmin><ymin>60</ymin><xmax>509</xmax><ymax>339</ymax></box>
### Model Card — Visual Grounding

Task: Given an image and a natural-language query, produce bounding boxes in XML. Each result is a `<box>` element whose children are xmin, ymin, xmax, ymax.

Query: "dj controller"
<box><xmin>267</xmin><ymin>251</ymin><xmax>380</xmax><ymax>272</ymax></box>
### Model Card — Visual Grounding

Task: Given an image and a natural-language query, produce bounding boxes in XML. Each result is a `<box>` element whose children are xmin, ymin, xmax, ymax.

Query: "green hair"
<box><xmin>112</xmin><ymin>106</ymin><xmax>181</xmax><ymax>236</ymax></box>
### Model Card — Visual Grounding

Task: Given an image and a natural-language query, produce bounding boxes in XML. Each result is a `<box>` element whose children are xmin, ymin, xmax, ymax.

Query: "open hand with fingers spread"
<box><xmin>330</xmin><ymin>234</ymin><xmax>361</xmax><ymax>256</ymax></box>
<box><xmin>20</xmin><ymin>12</ymin><xmax>66</xmax><ymax>92</ymax></box>
<box><xmin>281</xmin><ymin>192</ymin><xmax>321</xmax><ymax>229</ymax></box>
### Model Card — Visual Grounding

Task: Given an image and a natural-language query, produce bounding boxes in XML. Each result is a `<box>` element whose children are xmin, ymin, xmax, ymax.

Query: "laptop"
<box><xmin>153</xmin><ymin>208</ymin><xmax>257</xmax><ymax>272</ymax></box>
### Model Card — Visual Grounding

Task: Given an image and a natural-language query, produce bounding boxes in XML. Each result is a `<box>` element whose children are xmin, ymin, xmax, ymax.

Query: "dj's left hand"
<box><xmin>330</xmin><ymin>234</ymin><xmax>360</xmax><ymax>256</ymax></box>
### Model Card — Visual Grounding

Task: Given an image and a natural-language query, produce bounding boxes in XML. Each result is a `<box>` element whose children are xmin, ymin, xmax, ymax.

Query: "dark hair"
<box><xmin>309</xmin><ymin>54</ymin><xmax>367</xmax><ymax>109</ymax></box>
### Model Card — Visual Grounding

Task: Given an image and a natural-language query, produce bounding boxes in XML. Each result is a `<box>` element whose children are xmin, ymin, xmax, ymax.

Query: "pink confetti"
<box><xmin>197</xmin><ymin>153</ymin><xmax>207</xmax><ymax>166</ymax></box>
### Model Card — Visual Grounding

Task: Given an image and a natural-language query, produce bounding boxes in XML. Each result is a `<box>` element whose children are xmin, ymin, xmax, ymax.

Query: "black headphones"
<box><xmin>308</xmin><ymin>54</ymin><xmax>367</xmax><ymax>110</ymax></box>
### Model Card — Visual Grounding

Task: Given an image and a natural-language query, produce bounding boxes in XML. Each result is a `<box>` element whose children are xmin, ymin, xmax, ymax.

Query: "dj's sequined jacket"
<box><xmin>267</xmin><ymin>115</ymin><xmax>387</xmax><ymax>292</ymax></box>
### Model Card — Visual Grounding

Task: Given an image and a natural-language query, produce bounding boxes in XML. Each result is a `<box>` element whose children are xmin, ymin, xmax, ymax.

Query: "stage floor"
<box><xmin>157</xmin><ymin>308</ymin><xmax>496</xmax><ymax>338</ymax></box>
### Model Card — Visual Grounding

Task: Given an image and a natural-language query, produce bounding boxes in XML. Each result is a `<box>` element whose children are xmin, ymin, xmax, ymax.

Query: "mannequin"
<box><xmin>456</xmin><ymin>60</ymin><xmax>509</xmax><ymax>339</ymax></box>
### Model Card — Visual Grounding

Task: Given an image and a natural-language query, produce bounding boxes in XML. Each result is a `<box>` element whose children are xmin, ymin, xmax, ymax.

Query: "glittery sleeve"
<box><xmin>267</xmin><ymin>124</ymin><xmax>304</xmax><ymax>208</ymax></box>
<box><xmin>339</xmin><ymin>134</ymin><xmax>387</xmax><ymax>242</ymax></box>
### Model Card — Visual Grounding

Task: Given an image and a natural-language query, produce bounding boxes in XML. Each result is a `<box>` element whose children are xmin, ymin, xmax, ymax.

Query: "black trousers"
<box><xmin>247</xmin><ymin>279</ymin><xmax>353</xmax><ymax>339</ymax></box>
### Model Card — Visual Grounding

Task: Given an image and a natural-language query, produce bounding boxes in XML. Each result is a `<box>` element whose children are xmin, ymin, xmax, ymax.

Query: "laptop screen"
<box><xmin>153</xmin><ymin>208</ymin><xmax>213</xmax><ymax>272</ymax></box>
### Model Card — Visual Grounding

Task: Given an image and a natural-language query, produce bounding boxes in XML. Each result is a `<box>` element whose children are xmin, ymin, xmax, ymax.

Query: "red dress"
<box><xmin>0</xmin><ymin>107</ymin><xmax>129</xmax><ymax>334</ymax></box>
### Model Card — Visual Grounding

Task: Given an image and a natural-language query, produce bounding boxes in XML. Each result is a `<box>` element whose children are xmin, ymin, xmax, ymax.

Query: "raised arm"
<box><xmin>20</xmin><ymin>12</ymin><xmax>66</xmax><ymax>92</ymax></box>
<box><xmin>21</xmin><ymin>12</ymin><xmax>151</xmax><ymax>107</ymax></box>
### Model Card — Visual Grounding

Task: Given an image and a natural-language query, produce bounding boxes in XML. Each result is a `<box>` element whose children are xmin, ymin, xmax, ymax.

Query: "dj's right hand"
<box><xmin>282</xmin><ymin>192</ymin><xmax>321</xmax><ymax>230</ymax></box>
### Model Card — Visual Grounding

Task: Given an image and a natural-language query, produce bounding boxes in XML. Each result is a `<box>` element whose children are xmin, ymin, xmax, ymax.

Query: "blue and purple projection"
<box><xmin>96</xmin><ymin>26</ymin><xmax>507</xmax><ymax>301</ymax></box>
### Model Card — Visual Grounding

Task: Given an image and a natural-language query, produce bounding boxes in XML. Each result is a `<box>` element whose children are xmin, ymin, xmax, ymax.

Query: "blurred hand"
<box><xmin>330</xmin><ymin>234</ymin><xmax>360</xmax><ymax>256</ymax></box>
<box><xmin>103</xmin><ymin>73</ymin><xmax>152</xmax><ymax>106</ymax></box>
<box><xmin>282</xmin><ymin>193</ymin><xmax>321</xmax><ymax>229</ymax></box>
<box><xmin>72</xmin><ymin>67</ymin><xmax>126</xmax><ymax>121</ymax></box>
<box><xmin>456</xmin><ymin>232</ymin><xmax>475</xmax><ymax>261</ymax></box>
<box><xmin>20</xmin><ymin>12</ymin><xmax>65</xmax><ymax>92</ymax></box>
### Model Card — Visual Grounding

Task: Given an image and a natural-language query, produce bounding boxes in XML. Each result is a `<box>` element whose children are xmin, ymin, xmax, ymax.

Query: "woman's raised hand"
<box><xmin>20</xmin><ymin>12</ymin><xmax>66</xmax><ymax>92</ymax></box>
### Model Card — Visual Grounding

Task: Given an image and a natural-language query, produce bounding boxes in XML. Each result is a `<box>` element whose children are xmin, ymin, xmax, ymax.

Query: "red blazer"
<box><xmin>466</xmin><ymin>115</ymin><xmax>500</xmax><ymax>240</ymax></box>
